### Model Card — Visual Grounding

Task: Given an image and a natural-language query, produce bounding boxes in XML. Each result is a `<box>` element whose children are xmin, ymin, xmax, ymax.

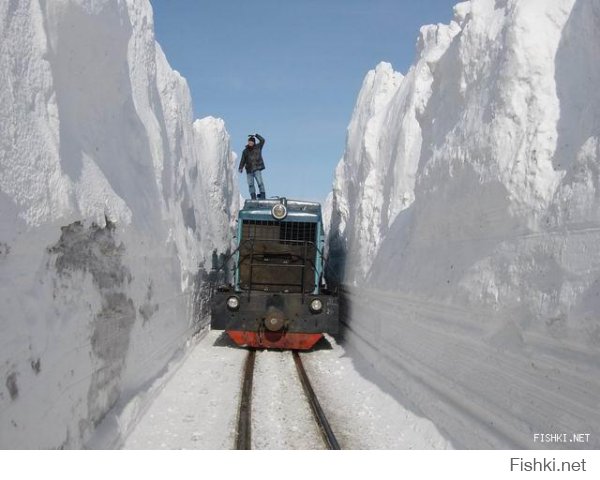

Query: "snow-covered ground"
<box><xmin>303</xmin><ymin>336</ymin><xmax>452</xmax><ymax>449</ymax></box>
<box><xmin>251</xmin><ymin>350</ymin><xmax>323</xmax><ymax>449</ymax></box>
<box><xmin>329</xmin><ymin>0</ymin><xmax>600</xmax><ymax>449</ymax></box>
<box><xmin>0</xmin><ymin>0</ymin><xmax>237</xmax><ymax>448</ymax></box>
<box><xmin>121</xmin><ymin>331</ymin><xmax>451</xmax><ymax>449</ymax></box>
<box><xmin>123</xmin><ymin>330</ymin><xmax>246</xmax><ymax>449</ymax></box>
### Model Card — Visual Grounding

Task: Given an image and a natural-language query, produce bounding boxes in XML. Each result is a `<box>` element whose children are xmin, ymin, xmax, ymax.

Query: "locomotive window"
<box><xmin>280</xmin><ymin>222</ymin><xmax>316</xmax><ymax>244</ymax></box>
<box><xmin>242</xmin><ymin>220</ymin><xmax>279</xmax><ymax>241</ymax></box>
<box><xmin>242</xmin><ymin>220</ymin><xmax>317</xmax><ymax>244</ymax></box>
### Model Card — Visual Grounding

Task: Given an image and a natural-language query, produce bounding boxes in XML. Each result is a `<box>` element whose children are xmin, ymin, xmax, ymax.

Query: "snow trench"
<box><xmin>329</xmin><ymin>0</ymin><xmax>600</xmax><ymax>449</ymax></box>
<box><xmin>0</xmin><ymin>0</ymin><xmax>238</xmax><ymax>448</ymax></box>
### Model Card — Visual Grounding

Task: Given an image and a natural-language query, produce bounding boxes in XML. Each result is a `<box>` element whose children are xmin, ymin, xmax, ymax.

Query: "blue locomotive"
<box><xmin>211</xmin><ymin>197</ymin><xmax>338</xmax><ymax>349</ymax></box>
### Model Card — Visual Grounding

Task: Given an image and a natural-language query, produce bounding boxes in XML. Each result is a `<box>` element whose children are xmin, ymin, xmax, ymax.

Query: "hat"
<box><xmin>247</xmin><ymin>136</ymin><xmax>256</xmax><ymax>143</ymax></box>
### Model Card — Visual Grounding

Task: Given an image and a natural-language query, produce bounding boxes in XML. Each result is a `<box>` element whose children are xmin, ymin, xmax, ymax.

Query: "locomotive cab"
<box><xmin>211</xmin><ymin>197</ymin><xmax>339</xmax><ymax>349</ymax></box>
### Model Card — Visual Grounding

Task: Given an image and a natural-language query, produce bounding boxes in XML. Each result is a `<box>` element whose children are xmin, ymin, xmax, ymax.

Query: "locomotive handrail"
<box><xmin>237</xmin><ymin>253</ymin><xmax>318</xmax><ymax>286</ymax></box>
<box><xmin>210</xmin><ymin>238</ymin><xmax>322</xmax><ymax>272</ymax></box>
<box><xmin>238</xmin><ymin>237</ymin><xmax>318</xmax><ymax>299</ymax></box>
<box><xmin>210</xmin><ymin>235</ymin><xmax>335</xmax><ymax>298</ymax></box>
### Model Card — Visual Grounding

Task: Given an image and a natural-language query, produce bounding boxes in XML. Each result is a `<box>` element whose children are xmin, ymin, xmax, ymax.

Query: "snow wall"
<box><xmin>329</xmin><ymin>0</ymin><xmax>600</xmax><ymax>448</ymax></box>
<box><xmin>0</xmin><ymin>0</ymin><xmax>238</xmax><ymax>448</ymax></box>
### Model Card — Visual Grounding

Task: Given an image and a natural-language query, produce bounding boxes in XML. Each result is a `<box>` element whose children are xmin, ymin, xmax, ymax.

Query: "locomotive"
<box><xmin>211</xmin><ymin>197</ymin><xmax>339</xmax><ymax>349</ymax></box>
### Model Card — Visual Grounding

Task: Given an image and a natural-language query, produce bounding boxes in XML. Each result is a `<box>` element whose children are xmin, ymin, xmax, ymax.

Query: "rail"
<box><xmin>292</xmin><ymin>351</ymin><xmax>341</xmax><ymax>450</ymax></box>
<box><xmin>235</xmin><ymin>349</ymin><xmax>256</xmax><ymax>450</ymax></box>
<box><xmin>235</xmin><ymin>349</ymin><xmax>340</xmax><ymax>450</ymax></box>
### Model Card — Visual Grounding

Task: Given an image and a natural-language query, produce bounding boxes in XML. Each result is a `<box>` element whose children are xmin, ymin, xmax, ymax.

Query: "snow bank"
<box><xmin>330</xmin><ymin>0</ymin><xmax>600</xmax><ymax>448</ymax></box>
<box><xmin>0</xmin><ymin>0</ymin><xmax>238</xmax><ymax>448</ymax></box>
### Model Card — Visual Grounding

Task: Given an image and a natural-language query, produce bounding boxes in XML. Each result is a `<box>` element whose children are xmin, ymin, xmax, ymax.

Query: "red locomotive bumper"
<box><xmin>227</xmin><ymin>330</ymin><xmax>322</xmax><ymax>350</ymax></box>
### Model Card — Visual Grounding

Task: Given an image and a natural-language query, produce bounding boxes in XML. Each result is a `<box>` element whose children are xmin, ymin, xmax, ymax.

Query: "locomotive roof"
<box><xmin>242</xmin><ymin>198</ymin><xmax>322</xmax><ymax>216</ymax></box>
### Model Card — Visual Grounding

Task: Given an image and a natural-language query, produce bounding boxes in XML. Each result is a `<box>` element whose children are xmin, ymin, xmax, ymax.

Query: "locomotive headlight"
<box><xmin>309</xmin><ymin>298</ymin><xmax>323</xmax><ymax>313</ymax></box>
<box><xmin>226</xmin><ymin>296</ymin><xmax>240</xmax><ymax>311</ymax></box>
<box><xmin>271</xmin><ymin>203</ymin><xmax>288</xmax><ymax>220</ymax></box>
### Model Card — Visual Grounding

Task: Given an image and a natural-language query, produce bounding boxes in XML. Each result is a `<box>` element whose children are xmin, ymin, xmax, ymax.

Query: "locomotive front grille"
<box><xmin>242</xmin><ymin>220</ymin><xmax>316</xmax><ymax>244</ymax></box>
<box><xmin>239</xmin><ymin>220</ymin><xmax>318</xmax><ymax>293</ymax></box>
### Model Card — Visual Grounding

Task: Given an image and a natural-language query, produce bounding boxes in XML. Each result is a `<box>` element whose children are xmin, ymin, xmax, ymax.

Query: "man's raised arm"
<box><xmin>255</xmin><ymin>133</ymin><xmax>265</xmax><ymax>148</ymax></box>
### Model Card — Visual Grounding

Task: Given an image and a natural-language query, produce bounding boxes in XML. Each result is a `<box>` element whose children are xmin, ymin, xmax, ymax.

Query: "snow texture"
<box><xmin>302</xmin><ymin>336</ymin><xmax>452</xmax><ymax>449</ymax></box>
<box><xmin>251</xmin><ymin>349</ymin><xmax>323</xmax><ymax>449</ymax></box>
<box><xmin>329</xmin><ymin>0</ymin><xmax>600</xmax><ymax>448</ymax></box>
<box><xmin>0</xmin><ymin>0</ymin><xmax>238</xmax><ymax>448</ymax></box>
<box><xmin>122</xmin><ymin>331</ymin><xmax>450</xmax><ymax>449</ymax></box>
<box><xmin>123</xmin><ymin>330</ymin><xmax>246</xmax><ymax>449</ymax></box>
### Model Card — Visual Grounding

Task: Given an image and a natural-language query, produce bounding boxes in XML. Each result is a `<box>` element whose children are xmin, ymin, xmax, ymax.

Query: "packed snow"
<box><xmin>251</xmin><ymin>349</ymin><xmax>323</xmax><ymax>449</ymax></box>
<box><xmin>123</xmin><ymin>330</ymin><xmax>246</xmax><ymax>449</ymax></box>
<box><xmin>302</xmin><ymin>336</ymin><xmax>452</xmax><ymax>449</ymax></box>
<box><xmin>121</xmin><ymin>331</ymin><xmax>450</xmax><ymax>449</ymax></box>
<box><xmin>329</xmin><ymin>0</ymin><xmax>600</xmax><ymax>448</ymax></box>
<box><xmin>0</xmin><ymin>0</ymin><xmax>237</xmax><ymax>448</ymax></box>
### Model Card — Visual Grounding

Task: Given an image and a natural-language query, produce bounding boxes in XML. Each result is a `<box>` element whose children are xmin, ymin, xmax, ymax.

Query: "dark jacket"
<box><xmin>239</xmin><ymin>134</ymin><xmax>266</xmax><ymax>173</ymax></box>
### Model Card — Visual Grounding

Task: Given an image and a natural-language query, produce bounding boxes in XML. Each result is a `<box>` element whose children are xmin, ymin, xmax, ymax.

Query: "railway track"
<box><xmin>235</xmin><ymin>349</ymin><xmax>340</xmax><ymax>450</ymax></box>
<box><xmin>236</xmin><ymin>349</ymin><xmax>256</xmax><ymax>449</ymax></box>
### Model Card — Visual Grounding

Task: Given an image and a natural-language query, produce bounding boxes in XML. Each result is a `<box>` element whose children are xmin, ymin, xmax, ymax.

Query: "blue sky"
<box><xmin>150</xmin><ymin>0</ymin><xmax>459</xmax><ymax>202</ymax></box>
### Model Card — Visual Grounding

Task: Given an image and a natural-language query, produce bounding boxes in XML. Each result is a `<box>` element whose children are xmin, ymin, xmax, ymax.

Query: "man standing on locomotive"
<box><xmin>238</xmin><ymin>133</ymin><xmax>267</xmax><ymax>200</ymax></box>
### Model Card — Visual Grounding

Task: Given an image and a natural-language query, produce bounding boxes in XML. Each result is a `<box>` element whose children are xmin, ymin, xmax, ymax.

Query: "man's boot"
<box><xmin>251</xmin><ymin>193</ymin><xmax>257</xmax><ymax>200</ymax></box>
<box><xmin>257</xmin><ymin>192</ymin><xmax>265</xmax><ymax>199</ymax></box>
